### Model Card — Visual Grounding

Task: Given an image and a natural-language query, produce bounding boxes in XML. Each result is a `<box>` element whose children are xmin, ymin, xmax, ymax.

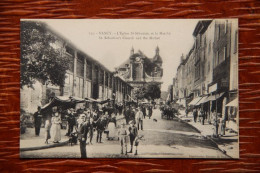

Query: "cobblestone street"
<box><xmin>21</xmin><ymin>109</ymin><xmax>228</xmax><ymax>158</ymax></box>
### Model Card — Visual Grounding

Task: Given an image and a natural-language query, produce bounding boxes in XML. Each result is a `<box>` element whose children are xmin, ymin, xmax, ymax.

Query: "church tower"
<box><xmin>153</xmin><ymin>46</ymin><xmax>163</xmax><ymax>67</ymax></box>
<box><xmin>130</xmin><ymin>46</ymin><xmax>134</xmax><ymax>56</ymax></box>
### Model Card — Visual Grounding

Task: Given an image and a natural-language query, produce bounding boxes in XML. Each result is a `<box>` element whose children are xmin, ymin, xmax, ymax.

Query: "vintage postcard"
<box><xmin>20</xmin><ymin>19</ymin><xmax>239</xmax><ymax>158</ymax></box>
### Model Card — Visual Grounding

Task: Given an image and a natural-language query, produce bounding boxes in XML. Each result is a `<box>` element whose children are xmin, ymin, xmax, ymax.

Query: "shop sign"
<box><xmin>209</xmin><ymin>83</ymin><xmax>217</xmax><ymax>93</ymax></box>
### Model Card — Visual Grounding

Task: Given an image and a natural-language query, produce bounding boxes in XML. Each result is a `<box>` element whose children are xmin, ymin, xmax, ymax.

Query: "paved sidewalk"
<box><xmin>20</xmin><ymin>115</ymin><xmax>126</xmax><ymax>152</ymax></box>
<box><xmin>178</xmin><ymin>110</ymin><xmax>239</xmax><ymax>158</ymax></box>
<box><xmin>20</xmin><ymin>127</ymin><xmax>69</xmax><ymax>151</ymax></box>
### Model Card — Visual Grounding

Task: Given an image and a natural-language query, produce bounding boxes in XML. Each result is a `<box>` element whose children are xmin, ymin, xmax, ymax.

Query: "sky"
<box><xmin>32</xmin><ymin>19</ymin><xmax>200</xmax><ymax>91</ymax></box>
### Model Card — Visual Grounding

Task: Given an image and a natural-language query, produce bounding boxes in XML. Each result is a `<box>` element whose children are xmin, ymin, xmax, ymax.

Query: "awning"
<box><xmin>195</xmin><ymin>96</ymin><xmax>209</xmax><ymax>105</ymax></box>
<box><xmin>188</xmin><ymin>97</ymin><xmax>202</xmax><ymax>106</ymax></box>
<box><xmin>128</xmin><ymin>94</ymin><xmax>137</xmax><ymax>102</ymax></box>
<box><xmin>226</xmin><ymin>98</ymin><xmax>238</xmax><ymax>107</ymax></box>
<box><xmin>41</xmin><ymin>96</ymin><xmax>85</xmax><ymax>112</ymax></box>
<box><xmin>176</xmin><ymin>99</ymin><xmax>185</xmax><ymax>106</ymax></box>
<box><xmin>207</xmin><ymin>92</ymin><xmax>225</xmax><ymax>101</ymax></box>
<box><xmin>85</xmin><ymin>98</ymin><xmax>111</xmax><ymax>104</ymax></box>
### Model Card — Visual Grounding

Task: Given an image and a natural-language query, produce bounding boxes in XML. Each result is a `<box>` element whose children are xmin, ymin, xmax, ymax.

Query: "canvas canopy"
<box><xmin>207</xmin><ymin>92</ymin><xmax>225</xmax><ymax>101</ymax></box>
<box><xmin>225</xmin><ymin>98</ymin><xmax>238</xmax><ymax>107</ymax></box>
<box><xmin>85</xmin><ymin>97</ymin><xmax>111</xmax><ymax>104</ymax></box>
<box><xmin>41</xmin><ymin>96</ymin><xmax>85</xmax><ymax>112</ymax></box>
<box><xmin>195</xmin><ymin>96</ymin><xmax>209</xmax><ymax>105</ymax></box>
<box><xmin>188</xmin><ymin>97</ymin><xmax>202</xmax><ymax>106</ymax></box>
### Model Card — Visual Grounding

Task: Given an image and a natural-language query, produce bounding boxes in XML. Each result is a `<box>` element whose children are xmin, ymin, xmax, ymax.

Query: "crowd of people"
<box><xmin>33</xmin><ymin>102</ymin><xmax>153</xmax><ymax>158</ymax></box>
<box><xmin>160</xmin><ymin>105</ymin><xmax>178</xmax><ymax>120</ymax></box>
<box><xmin>191</xmin><ymin>108</ymin><xmax>226</xmax><ymax>137</ymax></box>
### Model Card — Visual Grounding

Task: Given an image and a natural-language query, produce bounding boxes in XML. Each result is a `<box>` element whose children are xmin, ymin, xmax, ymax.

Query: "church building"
<box><xmin>116</xmin><ymin>46</ymin><xmax>163</xmax><ymax>88</ymax></box>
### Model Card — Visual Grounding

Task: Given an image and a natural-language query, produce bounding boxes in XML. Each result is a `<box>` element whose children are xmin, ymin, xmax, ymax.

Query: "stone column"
<box><xmin>83</xmin><ymin>58</ymin><xmax>87</xmax><ymax>98</ymax></box>
<box><xmin>91</xmin><ymin>64</ymin><xmax>95</xmax><ymax>98</ymax></box>
<box><xmin>103</xmin><ymin>71</ymin><xmax>106</xmax><ymax>99</ymax></box>
<box><xmin>72</xmin><ymin>51</ymin><xmax>77</xmax><ymax>97</ymax></box>
<box><xmin>129</xmin><ymin>60</ymin><xmax>133</xmax><ymax>81</ymax></box>
<box><xmin>108</xmin><ymin>74</ymin><xmax>111</xmax><ymax>98</ymax></box>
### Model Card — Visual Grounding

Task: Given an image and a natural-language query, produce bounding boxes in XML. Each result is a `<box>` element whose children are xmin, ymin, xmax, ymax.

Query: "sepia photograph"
<box><xmin>20</xmin><ymin>19</ymin><xmax>239</xmax><ymax>159</ymax></box>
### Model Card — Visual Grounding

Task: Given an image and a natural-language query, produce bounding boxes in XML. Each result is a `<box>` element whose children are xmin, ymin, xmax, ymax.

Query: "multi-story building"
<box><xmin>172</xmin><ymin>19</ymin><xmax>238</xmax><ymax>131</ymax></box>
<box><xmin>172</xmin><ymin>78</ymin><xmax>178</xmax><ymax>100</ymax></box>
<box><xmin>20</xmin><ymin>23</ymin><xmax>132</xmax><ymax>113</ymax></box>
<box><xmin>184</xmin><ymin>45</ymin><xmax>195</xmax><ymax>104</ymax></box>
<box><xmin>226</xmin><ymin>20</ymin><xmax>238</xmax><ymax>131</ymax></box>
<box><xmin>175</xmin><ymin>54</ymin><xmax>186</xmax><ymax>106</ymax></box>
<box><xmin>115</xmin><ymin>47</ymin><xmax>163</xmax><ymax>89</ymax></box>
<box><xmin>192</xmin><ymin>20</ymin><xmax>212</xmax><ymax>97</ymax></box>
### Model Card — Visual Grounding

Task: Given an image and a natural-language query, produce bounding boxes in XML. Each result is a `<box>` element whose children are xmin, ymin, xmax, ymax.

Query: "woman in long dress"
<box><xmin>107</xmin><ymin>113</ymin><xmax>117</xmax><ymax>140</ymax></box>
<box><xmin>51</xmin><ymin>112</ymin><xmax>62</xmax><ymax>143</ymax></box>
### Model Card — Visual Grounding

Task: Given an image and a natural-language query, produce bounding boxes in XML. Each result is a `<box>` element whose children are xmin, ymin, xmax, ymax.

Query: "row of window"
<box><xmin>65</xmin><ymin>73</ymin><xmax>131</xmax><ymax>98</ymax></box>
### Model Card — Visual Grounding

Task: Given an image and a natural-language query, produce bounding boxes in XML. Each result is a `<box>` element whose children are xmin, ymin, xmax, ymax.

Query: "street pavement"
<box><xmin>178</xmin><ymin>110</ymin><xmax>239</xmax><ymax>158</ymax></box>
<box><xmin>20</xmin><ymin>127</ymin><xmax>69</xmax><ymax>150</ymax></box>
<box><xmin>20</xmin><ymin>109</ymin><xmax>228</xmax><ymax>158</ymax></box>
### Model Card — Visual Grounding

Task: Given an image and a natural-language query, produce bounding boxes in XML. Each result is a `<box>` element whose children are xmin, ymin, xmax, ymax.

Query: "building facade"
<box><xmin>172</xmin><ymin>19</ymin><xmax>238</xmax><ymax>131</ymax></box>
<box><xmin>115</xmin><ymin>47</ymin><xmax>163</xmax><ymax>88</ymax></box>
<box><xmin>20</xmin><ymin>23</ymin><xmax>132</xmax><ymax>113</ymax></box>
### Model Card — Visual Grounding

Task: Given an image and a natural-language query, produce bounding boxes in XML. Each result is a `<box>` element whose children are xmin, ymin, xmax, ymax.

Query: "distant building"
<box><xmin>160</xmin><ymin>91</ymin><xmax>169</xmax><ymax>102</ymax></box>
<box><xmin>115</xmin><ymin>47</ymin><xmax>163</xmax><ymax>88</ymax></box>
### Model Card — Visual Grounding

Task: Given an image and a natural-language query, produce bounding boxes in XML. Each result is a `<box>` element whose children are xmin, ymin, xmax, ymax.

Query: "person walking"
<box><xmin>213</xmin><ymin>111</ymin><xmax>219</xmax><ymax>137</ymax></box>
<box><xmin>44</xmin><ymin>119</ymin><xmax>51</xmax><ymax>144</ymax></box>
<box><xmin>135</xmin><ymin>107</ymin><xmax>144</xmax><ymax>130</ymax></box>
<box><xmin>128</xmin><ymin>120</ymin><xmax>138</xmax><ymax>153</ymax></box>
<box><xmin>148</xmin><ymin>106</ymin><xmax>153</xmax><ymax>119</ymax></box>
<box><xmin>96</xmin><ymin>115</ymin><xmax>106</xmax><ymax>143</ymax></box>
<box><xmin>50</xmin><ymin>111</ymin><xmax>62</xmax><ymax>143</ymax></box>
<box><xmin>77</xmin><ymin>114</ymin><xmax>89</xmax><ymax>158</ymax></box>
<box><xmin>106</xmin><ymin>114</ymin><xmax>117</xmax><ymax>140</ymax></box>
<box><xmin>142</xmin><ymin>105</ymin><xmax>146</xmax><ymax>119</ymax></box>
<box><xmin>33</xmin><ymin>106</ymin><xmax>42</xmax><ymax>136</ymax></box>
<box><xmin>66</xmin><ymin>108</ymin><xmax>76</xmax><ymax>136</ymax></box>
<box><xmin>125</xmin><ymin>107</ymin><xmax>131</xmax><ymax>124</ymax></box>
<box><xmin>200</xmin><ymin>109</ymin><xmax>205</xmax><ymax>125</ymax></box>
<box><xmin>87</xmin><ymin>116</ymin><xmax>94</xmax><ymax>145</ymax></box>
<box><xmin>118</xmin><ymin>122</ymin><xmax>128</xmax><ymax>155</ymax></box>
<box><xmin>193</xmin><ymin>108</ymin><xmax>198</xmax><ymax>123</ymax></box>
<box><xmin>220</xmin><ymin>114</ymin><xmax>226</xmax><ymax>136</ymax></box>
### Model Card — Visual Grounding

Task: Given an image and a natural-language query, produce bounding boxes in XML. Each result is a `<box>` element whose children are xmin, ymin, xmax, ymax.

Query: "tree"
<box><xmin>21</xmin><ymin>21</ymin><xmax>70</xmax><ymax>88</ymax></box>
<box><xmin>144</xmin><ymin>82</ymin><xmax>161</xmax><ymax>101</ymax></box>
<box><xmin>132</xmin><ymin>86</ymin><xmax>146</xmax><ymax>103</ymax></box>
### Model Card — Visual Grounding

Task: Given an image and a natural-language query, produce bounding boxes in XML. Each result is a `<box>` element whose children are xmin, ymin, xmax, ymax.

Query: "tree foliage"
<box><xmin>132</xmin><ymin>83</ymin><xmax>161</xmax><ymax>102</ymax></box>
<box><xmin>21</xmin><ymin>21</ymin><xmax>70</xmax><ymax>88</ymax></box>
<box><xmin>144</xmin><ymin>82</ymin><xmax>161</xmax><ymax>100</ymax></box>
<box><xmin>132</xmin><ymin>86</ymin><xmax>146</xmax><ymax>102</ymax></box>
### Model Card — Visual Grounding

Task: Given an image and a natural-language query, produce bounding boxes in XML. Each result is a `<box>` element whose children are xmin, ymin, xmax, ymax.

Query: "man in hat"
<box><xmin>118</xmin><ymin>121</ymin><xmax>128</xmax><ymax>155</ymax></box>
<box><xmin>77</xmin><ymin>114</ymin><xmax>89</xmax><ymax>158</ymax></box>
<box><xmin>135</xmin><ymin>107</ymin><xmax>144</xmax><ymax>130</ymax></box>
<box><xmin>128</xmin><ymin>120</ymin><xmax>138</xmax><ymax>153</ymax></box>
<box><xmin>66</xmin><ymin>108</ymin><xmax>76</xmax><ymax>136</ymax></box>
<box><xmin>96</xmin><ymin>114</ymin><xmax>106</xmax><ymax>143</ymax></box>
<box><xmin>33</xmin><ymin>106</ymin><xmax>42</xmax><ymax>136</ymax></box>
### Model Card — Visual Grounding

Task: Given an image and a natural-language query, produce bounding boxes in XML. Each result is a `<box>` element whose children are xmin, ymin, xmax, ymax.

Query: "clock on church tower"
<box><xmin>135</xmin><ymin>56</ymin><xmax>141</xmax><ymax>62</ymax></box>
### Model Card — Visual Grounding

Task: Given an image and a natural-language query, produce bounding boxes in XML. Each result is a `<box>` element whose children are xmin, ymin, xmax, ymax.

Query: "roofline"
<box><xmin>44</xmin><ymin>22</ymin><xmax>112</xmax><ymax>74</ymax></box>
<box><xmin>192</xmin><ymin>20</ymin><xmax>212</xmax><ymax>37</ymax></box>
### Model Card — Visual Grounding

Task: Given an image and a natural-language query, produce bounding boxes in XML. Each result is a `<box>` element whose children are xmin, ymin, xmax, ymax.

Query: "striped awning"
<box><xmin>195</xmin><ymin>96</ymin><xmax>209</xmax><ymax>105</ymax></box>
<box><xmin>188</xmin><ymin>97</ymin><xmax>202</xmax><ymax>106</ymax></box>
<box><xmin>207</xmin><ymin>92</ymin><xmax>225</xmax><ymax>101</ymax></box>
<box><xmin>226</xmin><ymin>98</ymin><xmax>238</xmax><ymax>107</ymax></box>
